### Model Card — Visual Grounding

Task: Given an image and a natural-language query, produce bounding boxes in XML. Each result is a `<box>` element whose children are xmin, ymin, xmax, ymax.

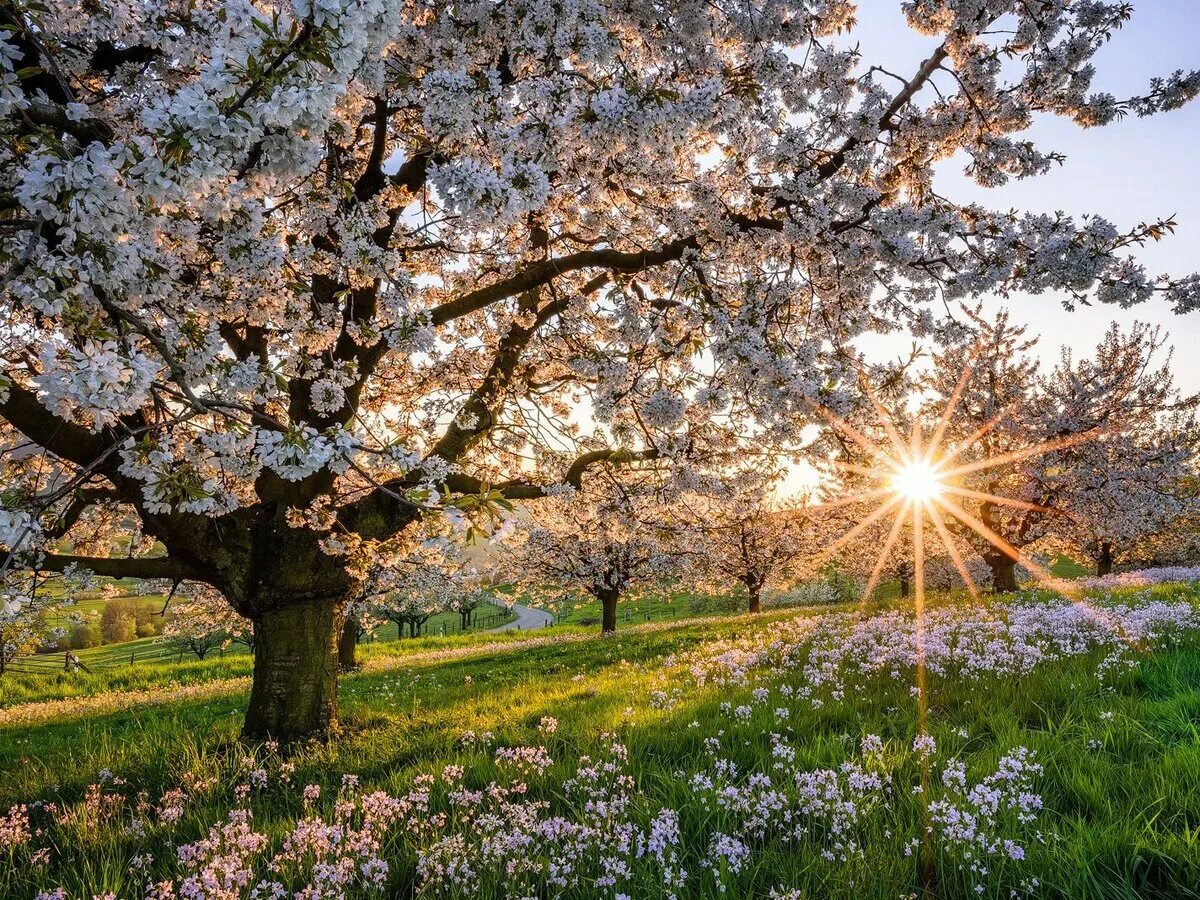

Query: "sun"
<box><xmin>890</xmin><ymin>460</ymin><xmax>945</xmax><ymax>502</ymax></box>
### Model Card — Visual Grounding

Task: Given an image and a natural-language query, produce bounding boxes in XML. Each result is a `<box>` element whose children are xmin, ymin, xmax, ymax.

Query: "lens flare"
<box><xmin>890</xmin><ymin>460</ymin><xmax>944</xmax><ymax>502</ymax></box>
<box><xmin>804</xmin><ymin>356</ymin><xmax>1112</xmax><ymax>897</ymax></box>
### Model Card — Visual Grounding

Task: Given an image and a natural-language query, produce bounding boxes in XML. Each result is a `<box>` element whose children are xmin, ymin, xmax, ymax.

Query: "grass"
<box><xmin>1</xmin><ymin>584</ymin><xmax>1197</xmax><ymax>898</ymax></box>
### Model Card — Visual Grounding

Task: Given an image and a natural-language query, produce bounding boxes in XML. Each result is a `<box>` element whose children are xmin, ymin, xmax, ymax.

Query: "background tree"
<box><xmin>372</xmin><ymin>564</ymin><xmax>459</xmax><ymax>639</ymax></box>
<box><xmin>921</xmin><ymin>309</ymin><xmax>1052</xmax><ymax>592</ymax></box>
<box><xmin>1041</xmin><ymin>327</ymin><xmax>1199</xmax><ymax>575</ymax></box>
<box><xmin>0</xmin><ymin>583</ymin><xmax>54</xmax><ymax>675</ymax></box>
<box><xmin>921</xmin><ymin>313</ymin><xmax>1191</xmax><ymax>590</ymax></box>
<box><xmin>3</xmin><ymin>0</ymin><xmax>1199</xmax><ymax>738</ymax></box>
<box><xmin>512</xmin><ymin>469</ymin><xmax>676</xmax><ymax>633</ymax></box>
<box><xmin>682</xmin><ymin>471</ymin><xmax>815</xmax><ymax>613</ymax></box>
<box><xmin>448</xmin><ymin>587</ymin><xmax>493</xmax><ymax>631</ymax></box>
<box><xmin>160</xmin><ymin>584</ymin><xmax>251</xmax><ymax>660</ymax></box>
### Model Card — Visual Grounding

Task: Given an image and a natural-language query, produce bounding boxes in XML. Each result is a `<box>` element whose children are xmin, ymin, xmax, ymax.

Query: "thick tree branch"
<box><xmin>427</xmin><ymin>236</ymin><xmax>699</xmax><ymax>327</ymax></box>
<box><xmin>0</xmin><ymin>381</ymin><xmax>118</xmax><ymax>471</ymax></box>
<box><xmin>25</xmin><ymin>552</ymin><xmax>191</xmax><ymax>580</ymax></box>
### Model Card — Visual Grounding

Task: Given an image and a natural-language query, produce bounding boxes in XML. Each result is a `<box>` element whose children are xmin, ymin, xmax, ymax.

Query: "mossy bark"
<box><xmin>243</xmin><ymin>597</ymin><xmax>341</xmax><ymax>741</ymax></box>
<box><xmin>338</xmin><ymin>618</ymin><xmax>358</xmax><ymax>671</ymax></box>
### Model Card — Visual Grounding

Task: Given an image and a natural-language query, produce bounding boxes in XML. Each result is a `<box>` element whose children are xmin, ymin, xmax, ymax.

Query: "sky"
<box><xmin>848</xmin><ymin>1</ymin><xmax>1200</xmax><ymax>392</ymax></box>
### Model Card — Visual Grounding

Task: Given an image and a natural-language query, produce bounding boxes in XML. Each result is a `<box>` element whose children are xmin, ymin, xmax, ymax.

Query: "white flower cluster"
<box><xmin>0</xmin><ymin>507</ymin><xmax>38</xmax><ymax>552</ymax></box>
<box><xmin>34</xmin><ymin>340</ymin><xmax>160</xmax><ymax>433</ymax></box>
<box><xmin>255</xmin><ymin>427</ymin><xmax>353</xmax><ymax>482</ymax></box>
<box><xmin>668</xmin><ymin>593</ymin><xmax>1200</xmax><ymax>699</ymax></box>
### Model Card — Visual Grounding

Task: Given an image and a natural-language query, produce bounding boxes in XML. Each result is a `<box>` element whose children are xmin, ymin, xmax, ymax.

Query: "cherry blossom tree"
<box><xmin>925</xmin><ymin>313</ymin><xmax>1194</xmax><ymax>590</ymax></box>
<box><xmin>3</xmin><ymin>0</ymin><xmax>1199</xmax><ymax>737</ymax></box>
<box><xmin>448</xmin><ymin>586</ymin><xmax>494</xmax><ymax>631</ymax></box>
<box><xmin>1042</xmin><ymin>328</ymin><xmax>1199</xmax><ymax>575</ymax></box>
<box><xmin>371</xmin><ymin>563</ymin><xmax>462</xmax><ymax>639</ymax></box>
<box><xmin>681</xmin><ymin>471</ymin><xmax>816</xmax><ymax>613</ymax></box>
<box><xmin>0</xmin><ymin>581</ymin><xmax>53</xmax><ymax>674</ymax></box>
<box><xmin>160</xmin><ymin>583</ymin><xmax>253</xmax><ymax>660</ymax></box>
<box><xmin>512</xmin><ymin>471</ymin><xmax>677</xmax><ymax>633</ymax></box>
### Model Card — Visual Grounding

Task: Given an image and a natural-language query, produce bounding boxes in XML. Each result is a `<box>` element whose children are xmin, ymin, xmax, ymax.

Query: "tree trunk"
<box><xmin>747</xmin><ymin>585</ymin><xmax>762</xmax><ymax>614</ymax></box>
<box><xmin>899</xmin><ymin>577</ymin><xmax>910</xmax><ymax>599</ymax></box>
<box><xmin>243</xmin><ymin>597</ymin><xmax>340</xmax><ymax>742</ymax></box>
<box><xmin>989</xmin><ymin>558</ymin><xmax>1018</xmax><ymax>593</ymax></box>
<box><xmin>1097</xmin><ymin>542</ymin><xmax>1114</xmax><ymax>577</ymax></box>
<box><xmin>599</xmin><ymin>589</ymin><xmax>618</xmax><ymax>634</ymax></box>
<box><xmin>338</xmin><ymin>618</ymin><xmax>358</xmax><ymax>671</ymax></box>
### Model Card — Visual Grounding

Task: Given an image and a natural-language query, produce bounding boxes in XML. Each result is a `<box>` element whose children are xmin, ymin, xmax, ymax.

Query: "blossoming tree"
<box><xmin>1043</xmin><ymin>327</ymin><xmax>1199</xmax><ymax>575</ymax></box>
<box><xmin>926</xmin><ymin>313</ymin><xmax>1194</xmax><ymax>590</ymax></box>
<box><xmin>681</xmin><ymin>471</ymin><xmax>817</xmax><ymax>613</ymax></box>
<box><xmin>160</xmin><ymin>582</ymin><xmax>253</xmax><ymax>660</ymax></box>
<box><xmin>511</xmin><ymin>471</ymin><xmax>678</xmax><ymax>633</ymax></box>
<box><xmin>368</xmin><ymin>556</ymin><xmax>474</xmax><ymax>639</ymax></box>
<box><xmin>0</xmin><ymin>579</ymin><xmax>55</xmax><ymax>674</ymax></box>
<box><xmin>2</xmin><ymin>0</ymin><xmax>1198</xmax><ymax>737</ymax></box>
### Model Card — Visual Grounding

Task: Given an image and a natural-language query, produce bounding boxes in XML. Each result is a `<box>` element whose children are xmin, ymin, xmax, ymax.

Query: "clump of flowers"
<box><xmin>929</xmin><ymin>748</ymin><xmax>1045</xmax><ymax>893</ymax></box>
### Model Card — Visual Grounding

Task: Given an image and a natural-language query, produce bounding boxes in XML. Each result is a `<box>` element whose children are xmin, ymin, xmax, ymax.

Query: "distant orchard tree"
<box><xmin>448</xmin><ymin>587</ymin><xmax>492</xmax><ymax>631</ymax></box>
<box><xmin>3</xmin><ymin>1</ymin><xmax>1198</xmax><ymax>738</ymax></box>
<box><xmin>1043</xmin><ymin>326</ymin><xmax>1199</xmax><ymax>575</ymax></box>
<box><xmin>682</xmin><ymin>470</ymin><xmax>817</xmax><ymax>613</ymax></box>
<box><xmin>0</xmin><ymin>584</ymin><xmax>53</xmax><ymax>674</ymax></box>
<box><xmin>160</xmin><ymin>584</ymin><xmax>251</xmax><ymax>660</ymax></box>
<box><xmin>512</xmin><ymin>469</ymin><xmax>677</xmax><ymax>633</ymax></box>
<box><xmin>924</xmin><ymin>313</ymin><xmax>1196</xmax><ymax>591</ymax></box>
<box><xmin>371</xmin><ymin>564</ymin><xmax>461</xmax><ymax>639</ymax></box>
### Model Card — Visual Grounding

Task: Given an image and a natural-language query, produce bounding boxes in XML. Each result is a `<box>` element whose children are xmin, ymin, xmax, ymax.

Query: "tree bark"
<box><xmin>1097</xmin><ymin>542</ymin><xmax>1114</xmax><ymax>577</ymax></box>
<box><xmin>989</xmin><ymin>558</ymin><xmax>1018</xmax><ymax>593</ymax></box>
<box><xmin>338</xmin><ymin>618</ymin><xmax>358</xmax><ymax>671</ymax></box>
<box><xmin>747</xmin><ymin>585</ymin><xmax>762</xmax><ymax>614</ymax></box>
<box><xmin>599</xmin><ymin>588</ymin><xmax>618</xmax><ymax>634</ymax></box>
<box><xmin>243</xmin><ymin>597</ymin><xmax>341</xmax><ymax>742</ymax></box>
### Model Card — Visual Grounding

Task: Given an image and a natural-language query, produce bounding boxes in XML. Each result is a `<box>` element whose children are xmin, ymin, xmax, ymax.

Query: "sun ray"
<box><xmin>861</xmin><ymin>378</ymin><xmax>914</xmax><ymax>467</ymax></box>
<box><xmin>941</xmin><ymin>428</ymin><xmax>1104</xmax><ymax>481</ymax></box>
<box><xmin>817</xmin><ymin>493</ymin><xmax>906</xmax><ymax>562</ymax></box>
<box><xmin>930</xmin><ymin>494</ymin><xmax>1140</xmax><ymax>648</ymax></box>
<box><xmin>829</xmin><ymin>459</ymin><xmax>888</xmax><ymax>480</ymax></box>
<box><xmin>924</xmin><ymin>349</ymin><xmax>978</xmax><ymax>462</ymax></box>
<box><xmin>929</xmin><ymin>494</ymin><xmax>1049</xmax><ymax>581</ymax></box>
<box><xmin>804</xmin><ymin>396</ymin><xmax>887</xmax><ymax>461</ymax></box>
<box><xmin>858</xmin><ymin>504</ymin><xmax>910</xmax><ymax>610</ymax></box>
<box><xmin>935</xmin><ymin>402</ymin><xmax>1017</xmax><ymax>470</ymax></box>
<box><xmin>911</xmin><ymin>495</ymin><xmax>936</xmax><ymax>893</ymax></box>
<box><xmin>939</xmin><ymin>484</ymin><xmax>1057</xmax><ymax>515</ymax></box>
<box><xmin>805</xmin><ymin>486</ymin><xmax>894</xmax><ymax>514</ymax></box>
<box><xmin>923</xmin><ymin>499</ymin><xmax>982</xmax><ymax>602</ymax></box>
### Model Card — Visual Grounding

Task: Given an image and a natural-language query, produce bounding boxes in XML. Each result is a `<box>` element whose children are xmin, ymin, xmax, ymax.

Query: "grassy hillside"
<box><xmin>1</xmin><ymin>583</ymin><xmax>1198</xmax><ymax>898</ymax></box>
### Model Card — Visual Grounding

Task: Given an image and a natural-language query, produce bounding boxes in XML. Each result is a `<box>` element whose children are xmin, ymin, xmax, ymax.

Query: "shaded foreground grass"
<box><xmin>1</xmin><ymin>591</ymin><xmax>1199</xmax><ymax>898</ymax></box>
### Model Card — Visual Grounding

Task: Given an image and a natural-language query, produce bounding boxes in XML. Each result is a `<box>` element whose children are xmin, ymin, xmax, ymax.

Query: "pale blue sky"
<box><xmin>848</xmin><ymin>1</ymin><xmax>1200</xmax><ymax>390</ymax></box>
